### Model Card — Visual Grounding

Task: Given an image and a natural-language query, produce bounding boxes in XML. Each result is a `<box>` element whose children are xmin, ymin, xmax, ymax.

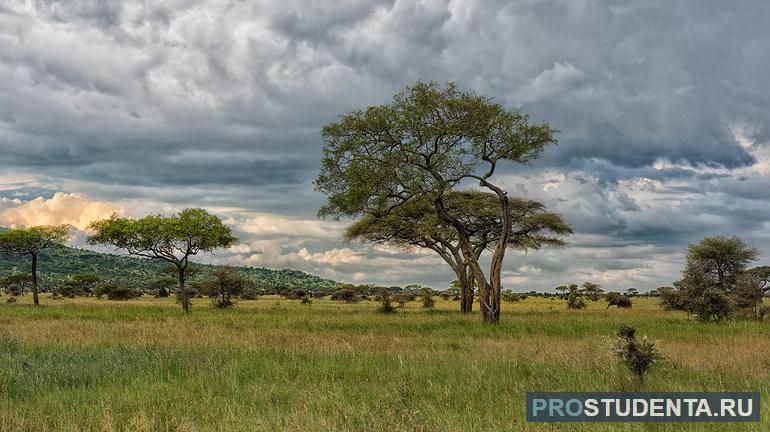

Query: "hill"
<box><xmin>0</xmin><ymin>232</ymin><xmax>339</xmax><ymax>291</ymax></box>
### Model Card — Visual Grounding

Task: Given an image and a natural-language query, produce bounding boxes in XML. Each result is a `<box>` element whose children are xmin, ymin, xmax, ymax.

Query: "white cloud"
<box><xmin>0</xmin><ymin>192</ymin><xmax>122</xmax><ymax>230</ymax></box>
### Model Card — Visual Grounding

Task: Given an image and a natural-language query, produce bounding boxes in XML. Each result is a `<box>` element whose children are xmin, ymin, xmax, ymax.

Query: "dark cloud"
<box><xmin>1</xmin><ymin>0</ymin><xmax>770</xmax><ymax>289</ymax></box>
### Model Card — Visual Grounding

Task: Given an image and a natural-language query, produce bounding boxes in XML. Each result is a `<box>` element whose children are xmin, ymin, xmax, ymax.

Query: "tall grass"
<box><xmin>1</xmin><ymin>295</ymin><xmax>768</xmax><ymax>431</ymax></box>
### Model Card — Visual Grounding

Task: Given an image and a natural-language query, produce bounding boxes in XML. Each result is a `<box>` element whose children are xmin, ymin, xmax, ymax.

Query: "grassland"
<box><xmin>1</xmin><ymin>295</ymin><xmax>768</xmax><ymax>431</ymax></box>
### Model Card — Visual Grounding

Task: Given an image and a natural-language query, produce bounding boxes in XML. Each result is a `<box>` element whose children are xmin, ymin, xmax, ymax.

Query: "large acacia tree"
<box><xmin>316</xmin><ymin>81</ymin><xmax>557</xmax><ymax>323</ymax></box>
<box><xmin>346</xmin><ymin>191</ymin><xmax>570</xmax><ymax>313</ymax></box>
<box><xmin>0</xmin><ymin>225</ymin><xmax>70</xmax><ymax>306</ymax></box>
<box><xmin>88</xmin><ymin>208</ymin><xmax>237</xmax><ymax>313</ymax></box>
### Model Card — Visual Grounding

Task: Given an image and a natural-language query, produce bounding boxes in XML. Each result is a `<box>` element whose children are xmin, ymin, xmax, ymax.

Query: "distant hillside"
<box><xmin>0</xmin><ymin>232</ymin><xmax>339</xmax><ymax>291</ymax></box>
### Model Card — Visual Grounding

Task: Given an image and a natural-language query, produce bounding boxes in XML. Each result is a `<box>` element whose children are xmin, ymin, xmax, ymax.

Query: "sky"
<box><xmin>1</xmin><ymin>0</ymin><xmax>769</xmax><ymax>292</ymax></box>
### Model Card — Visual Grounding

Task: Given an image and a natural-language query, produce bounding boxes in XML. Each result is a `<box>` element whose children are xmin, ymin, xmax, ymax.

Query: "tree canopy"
<box><xmin>345</xmin><ymin>190</ymin><xmax>570</xmax><ymax>313</ymax></box>
<box><xmin>316</xmin><ymin>81</ymin><xmax>558</xmax><ymax>323</ymax></box>
<box><xmin>88</xmin><ymin>208</ymin><xmax>237</xmax><ymax>313</ymax></box>
<box><xmin>0</xmin><ymin>225</ymin><xmax>70</xmax><ymax>305</ymax></box>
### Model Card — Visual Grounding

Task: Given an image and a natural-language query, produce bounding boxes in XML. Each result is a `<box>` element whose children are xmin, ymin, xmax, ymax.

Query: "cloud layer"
<box><xmin>2</xmin><ymin>1</ymin><xmax>770</xmax><ymax>290</ymax></box>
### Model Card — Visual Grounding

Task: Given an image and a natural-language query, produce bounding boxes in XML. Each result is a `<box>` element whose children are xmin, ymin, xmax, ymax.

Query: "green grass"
<box><xmin>1</xmin><ymin>295</ymin><xmax>769</xmax><ymax>431</ymax></box>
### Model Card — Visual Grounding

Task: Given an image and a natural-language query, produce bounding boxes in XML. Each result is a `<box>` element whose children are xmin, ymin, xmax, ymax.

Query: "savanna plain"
<box><xmin>1</xmin><ymin>295</ymin><xmax>767</xmax><ymax>431</ymax></box>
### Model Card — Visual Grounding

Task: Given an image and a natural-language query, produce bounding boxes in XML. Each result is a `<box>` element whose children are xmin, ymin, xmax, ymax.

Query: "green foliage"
<box><xmin>103</xmin><ymin>285</ymin><xmax>142</xmax><ymax>301</ymax></box>
<box><xmin>663</xmin><ymin>236</ymin><xmax>759</xmax><ymax>321</ymax></box>
<box><xmin>330</xmin><ymin>289</ymin><xmax>360</xmax><ymax>303</ymax></box>
<box><xmin>501</xmin><ymin>291</ymin><xmax>526</xmax><ymax>302</ymax></box>
<box><xmin>565</xmin><ymin>284</ymin><xmax>585</xmax><ymax>309</ymax></box>
<box><xmin>377</xmin><ymin>288</ymin><xmax>395</xmax><ymax>314</ymax></box>
<box><xmin>200</xmin><ymin>267</ymin><xmax>246</xmax><ymax>309</ymax></box>
<box><xmin>392</xmin><ymin>292</ymin><xmax>415</xmax><ymax>307</ymax></box>
<box><xmin>691</xmin><ymin>288</ymin><xmax>733</xmax><ymax>322</ymax></box>
<box><xmin>580</xmin><ymin>282</ymin><xmax>604</xmax><ymax>301</ymax></box>
<box><xmin>0</xmin><ymin>225</ymin><xmax>70</xmax><ymax>257</ymax></box>
<box><xmin>420</xmin><ymin>288</ymin><xmax>435</xmax><ymax>309</ymax></box>
<box><xmin>614</xmin><ymin>325</ymin><xmax>663</xmax><ymax>385</ymax></box>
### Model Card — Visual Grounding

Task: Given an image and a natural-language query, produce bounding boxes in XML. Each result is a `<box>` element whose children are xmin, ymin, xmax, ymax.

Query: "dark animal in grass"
<box><xmin>606</xmin><ymin>292</ymin><xmax>632</xmax><ymax>309</ymax></box>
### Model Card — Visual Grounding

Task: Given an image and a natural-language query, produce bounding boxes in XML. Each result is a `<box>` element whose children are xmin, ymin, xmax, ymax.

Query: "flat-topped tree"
<box><xmin>345</xmin><ymin>191</ymin><xmax>570</xmax><ymax>314</ymax></box>
<box><xmin>316</xmin><ymin>81</ymin><xmax>557</xmax><ymax>323</ymax></box>
<box><xmin>0</xmin><ymin>225</ymin><xmax>70</xmax><ymax>306</ymax></box>
<box><xmin>87</xmin><ymin>208</ymin><xmax>237</xmax><ymax>313</ymax></box>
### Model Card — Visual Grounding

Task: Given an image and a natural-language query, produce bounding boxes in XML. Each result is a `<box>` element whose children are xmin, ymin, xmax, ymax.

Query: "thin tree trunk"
<box><xmin>31</xmin><ymin>253</ymin><xmax>39</xmax><ymax>306</ymax></box>
<box><xmin>457</xmin><ymin>266</ymin><xmax>474</xmax><ymax>314</ymax></box>
<box><xmin>178</xmin><ymin>266</ymin><xmax>189</xmax><ymax>314</ymax></box>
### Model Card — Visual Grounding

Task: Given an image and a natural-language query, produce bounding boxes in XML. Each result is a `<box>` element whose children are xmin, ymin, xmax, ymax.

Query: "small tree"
<box><xmin>330</xmin><ymin>288</ymin><xmax>360</xmax><ymax>303</ymax></box>
<box><xmin>88</xmin><ymin>208</ymin><xmax>237</xmax><ymax>313</ymax></box>
<box><xmin>420</xmin><ymin>288</ymin><xmax>435</xmax><ymax>309</ymax></box>
<box><xmin>614</xmin><ymin>325</ymin><xmax>662</xmax><ymax>385</ymax></box>
<box><xmin>106</xmin><ymin>286</ymin><xmax>142</xmax><ymax>301</ymax></box>
<box><xmin>378</xmin><ymin>287</ymin><xmax>395</xmax><ymax>313</ymax></box>
<box><xmin>65</xmin><ymin>273</ymin><xmax>100</xmax><ymax>297</ymax></box>
<box><xmin>566</xmin><ymin>284</ymin><xmax>586</xmax><ymax>309</ymax></box>
<box><xmin>625</xmin><ymin>288</ymin><xmax>639</xmax><ymax>298</ymax></box>
<box><xmin>392</xmin><ymin>292</ymin><xmax>415</xmax><ymax>307</ymax></box>
<box><xmin>201</xmin><ymin>267</ymin><xmax>246</xmax><ymax>309</ymax></box>
<box><xmin>581</xmin><ymin>282</ymin><xmax>604</xmax><ymax>301</ymax></box>
<box><xmin>0</xmin><ymin>273</ymin><xmax>32</xmax><ymax>296</ymax></box>
<box><xmin>0</xmin><ymin>225</ymin><xmax>70</xmax><ymax>306</ymax></box>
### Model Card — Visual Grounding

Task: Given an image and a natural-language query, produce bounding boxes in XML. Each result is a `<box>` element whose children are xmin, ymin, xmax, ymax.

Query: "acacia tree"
<box><xmin>345</xmin><ymin>191</ymin><xmax>570</xmax><ymax>313</ymax></box>
<box><xmin>0</xmin><ymin>225</ymin><xmax>70</xmax><ymax>306</ymax></box>
<box><xmin>316</xmin><ymin>82</ymin><xmax>557</xmax><ymax>323</ymax></box>
<box><xmin>88</xmin><ymin>208</ymin><xmax>237</xmax><ymax>313</ymax></box>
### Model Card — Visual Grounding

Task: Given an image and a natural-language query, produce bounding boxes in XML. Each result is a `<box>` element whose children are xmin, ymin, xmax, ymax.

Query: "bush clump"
<box><xmin>104</xmin><ymin>285</ymin><xmax>142</xmax><ymax>301</ymax></box>
<box><xmin>605</xmin><ymin>292</ymin><xmax>632</xmax><ymax>308</ymax></box>
<box><xmin>330</xmin><ymin>289</ymin><xmax>360</xmax><ymax>303</ymax></box>
<box><xmin>378</xmin><ymin>288</ymin><xmax>395</xmax><ymax>313</ymax></box>
<box><xmin>614</xmin><ymin>325</ymin><xmax>663</xmax><ymax>385</ymax></box>
<box><xmin>566</xmin><ymin>284</ymin><xmax>586</xmax><ymax>309</ymax></box>
<box><xmin>420</xmin><ymin>288</ymin><xmax>435</xmax><ymax>309</ymax></box>
<box><xmin>201</xmin><ymin>267</ymin><xmax>246</xmax><ymax>309</ymax></box>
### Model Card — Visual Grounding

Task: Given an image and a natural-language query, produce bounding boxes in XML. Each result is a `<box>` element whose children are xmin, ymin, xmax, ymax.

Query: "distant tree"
<box><xmin>625</xmin><ymin>288</ymin><xmax>639</xmax><ymax>298</ymax></box>
<box><xmin>731</xmin><ymin>274</ymin><xmax>764</xmax><ymax>317</ymax></box>
<box><xmin>88</xmin><ymin>208</ymin><xmax>237</xmax><ymax>313</ymax></box>
<box><xmin>201</xmin><ymin>267</ymin><xmax>246</xmax><ymax>308</ymax></box>
<box><xmin>581</xmin><ymin>282</ymin><xmax>604</xmax><ymax>301</ymax></box>
<box><xmin>420</xmin><ymin>288</ymin><xmax>435</xmax><ymax>309</ymax></box>
<box><xmin>149</xmin><ymin>275</ymin><xmax>176</xmax><ymax>298</ymax></box>
<box><xmin>0</xmin><ymin>272</ymin><xmax>32</xmax><ymax>296</ymax></box>
<box><xmin>663</xmin><ymin>236</ymin><xmax>759</xmax><ymax>321</ymax></box>
<box><xmin>316</xmin><ymin>81</ymin><xmax>558</xmax><ymax>324</ymax></box>
<box><xmin>566</xmin><ymin>284</ymin><xmax>585</xmax><ymax>309</ymax></box>
<box><xmin>745</xmin><ymin>266</ymin><xmax>770</xmax><ymax>295</ymax></box>
<box><xmin>105</xmin><ymin>285</ymin><xmax>142</xmax><ymax>301</ymax></box>
<box><xmin>378</xmin><ymin>287</ymin><xmax>395</xmax><ymax>313</ymax></box>
<box><xmin>554</xmin><ymin>285</ymin><xmax>570</xmax><ymax>300</ymax></box>
<box><xmin>501</xmin><ymin>291</ymin><xmax>524</xmax><ymax>303</ymax></box>
<box><xmin>330</xmin><ymin>288</ymin><xmax>360</xmax><ymax>303</ymax></box>
<box><xmin>345</xmin><ymin>192</ymin><xmax>570</xmax><ymax>315</ymax></box>
<box><xmin>65</xmin><ymin>273</ymin><xmax>100</xmax><ymax>297</ymax></box>
<box><xmin>0</xmin><ymin>225</ymin><xmax>70</xmax><ymax>306</ymax></box>
<box><xmin>393</xmin><ymin>292</ymin><xmax>416</xmax><ymax>307</ymax></box>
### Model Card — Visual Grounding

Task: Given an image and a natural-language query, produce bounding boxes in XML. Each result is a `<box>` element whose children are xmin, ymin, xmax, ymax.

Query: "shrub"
<box><xmin>692</xmin><ymin>288</ymin><xmax>732</xmax><ymax>322</ymax></box>
<box><xmin>105</xmin><ymin>286</ymin><xmax>142</xmax><ymax>301</ymax></box>
<box><xmin>614</xmin><ymin>325</ymin><xmax>662</xmax><ymax>385</ymax></box>
<box><xmin>6</xmin><ymin>297</ymin><xmax>16</xmax><ymax>304</ymax></box>
<box><xmin>201</xmin><ymin>267</ymin><xmax>246</xmax><ymax>309</ymax></box>
<box><xmin>566</xmin><ymin>285</ymin><xmax>585</xmax><ymax>309</ymax></box>
<box><xmin>658</xmin><ymin>287</ymin><xmax>690</xmax><ymax>311</ymax></box>
<box><xmin>239</xmin><ymin>288</ymin><xmax>260</xmax><ymax>300</ymax></box>
<box><xmin>330</xmin><ymin>289</ymin><xmax>360</xmax><ymax>303</ymax></box>
<box><xmin>502</xmin><ymin>291</ymin><xmax>525</xmax><ymax>303</ymax></box>
<box><xmin>300</xmin><ymin>295</ymin><xmax>312</xmax><ymax>305</ymax></box>
<box><xmin>420</xmin><ymin>288</ymin><xmax>435</xmax><ymax>309</ymax></box>
<box><xmin>288</xmin><ymin>288</ymin><xmax>309</xmax><ymax>300</ymax></box>
<box><xmin>393</xmin><ymin>292</ymin><xmax>415</xmax><ymax>307</ymax></box>
<box><xmin>605</xmin><ymin>292</ymin><xmax>632</xmax><ymax>308</ymax></box>
<box><xmin>312</xmin><ymin>291</ymin><xmax>327</xmax><ymax>298</ymax></box>
<box><xmin>378</xmin><ymin>288</ymin><xmax>395</xmax><ymax>314</ymax></box>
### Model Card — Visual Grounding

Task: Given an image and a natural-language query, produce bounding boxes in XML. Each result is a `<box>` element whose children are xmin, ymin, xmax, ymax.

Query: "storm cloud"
<box><xmin>1</xmin><ymin>0</ymin><xmax>769</xmax><ymax>290</ymax></box>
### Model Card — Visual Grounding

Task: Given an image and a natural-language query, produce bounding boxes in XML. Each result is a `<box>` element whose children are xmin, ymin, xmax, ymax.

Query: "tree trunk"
<box><xmin>31</xmin><ymin>252</ymin><xmax>40</xmax><ymax>306</ymax></box>
<box><xmin>458</xmin><ymin>266</ymin><xmax>474</xmax><ymax>314</ymax></box>
<box><xmin>177</xmin><ymin>266</ymin><xmax>190</xmax><ymax>314</ymax></box>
